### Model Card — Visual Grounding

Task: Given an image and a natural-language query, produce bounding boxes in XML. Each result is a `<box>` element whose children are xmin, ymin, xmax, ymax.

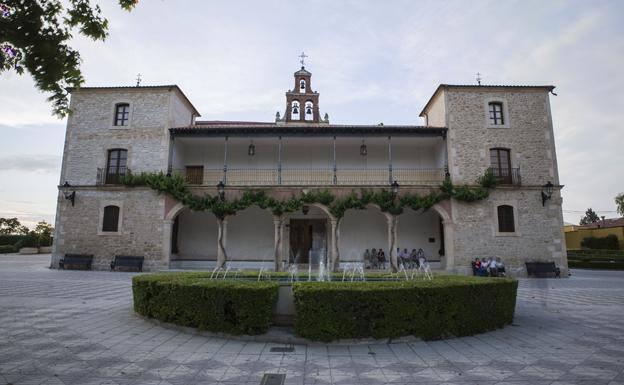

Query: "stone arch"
<box><xmin>227</xmin><ymin>205</ymin><xmax>275</xmax><ymax>268</ymax></box>
<box><xmin>169</xmin><ymin>207</ymin><xmax>219</xmax><ymax>268</ymax></box>
<box><xmin>338</xmin><ymin>205</ymin><xmax>389</xmax><ymax>268</ymax></box>
<box><xmin>397</xmin><ymin>207</ymin><xmax>444</xmax><ymax>263</ymax></box>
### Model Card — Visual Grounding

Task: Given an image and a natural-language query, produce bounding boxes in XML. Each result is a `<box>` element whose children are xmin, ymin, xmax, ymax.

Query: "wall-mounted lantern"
<box><xmin>248</xmin><ymin>140</ymin><xmax>255</xmax><ymax>156</ymax></box>
<box><xmin>360</xmin><ymin>139</ymin><xmax>367</xmax><ymax>156</ymax></box>
<box><xmin>62</xmin><ymin>181</ymin><xmax>76</xmax><ymax>207</ymax></box>
<box><xmin>302</xmin><ymin>205</ymin><xmax>310</xmax><ymax>215</ymax></box>
<box><xmin>217</xmin><ymin>181</ymin><xmax>225</xmax><ymax>201</ymax></box>
<box><xmin>541</xmin><ymin>181</ymin><xmax>554</xmax><ymax>206</ymax></box>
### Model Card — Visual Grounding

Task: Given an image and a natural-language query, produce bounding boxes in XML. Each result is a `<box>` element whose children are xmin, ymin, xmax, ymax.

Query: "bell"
<box><xmin>293</xmin><ymin>106</ymin><xmax>299</xmax><ymax>114</ymax></box>
<box><xmin>306</xmin><ymin>107</ymin><xmax>312</xmax><ymax>114</ymax></box>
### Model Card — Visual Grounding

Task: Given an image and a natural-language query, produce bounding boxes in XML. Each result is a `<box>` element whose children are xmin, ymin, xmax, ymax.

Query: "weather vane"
<box><xmin>476</xmin><ymin>72</ymin><xmax>482</xmax><ymax>86</ymax></box>
<box><xmin>136</xmin><ymin>73</ymin><xmax>142</xmax><ymax>87</ymax></box>
<box><xmin>298</xmin><ymin>52</ymin><xmax>308</xmax><ymax>68</ymax></box>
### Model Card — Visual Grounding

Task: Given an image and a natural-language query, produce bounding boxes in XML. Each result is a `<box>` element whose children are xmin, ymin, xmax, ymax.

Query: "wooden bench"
<box><xmin>526</xmin><ymin>261</ymin><xmax>560</xmax><ymax>278</ymax></box>
<box><xmin>110</xmin><ymin>255</ymin><xmax>144</xmax><ymax>272</ymax></box>
<box><xmin>59</xmin><ymin>254</ymin><xmax>93</xmax><ymax>270</ymax></box>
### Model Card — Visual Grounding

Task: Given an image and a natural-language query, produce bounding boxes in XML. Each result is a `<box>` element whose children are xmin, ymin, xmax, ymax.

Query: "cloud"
<box><xmin>0</xmin><ymin>154</ymin><xmax>61</xmax><ymax>172</ymax></box>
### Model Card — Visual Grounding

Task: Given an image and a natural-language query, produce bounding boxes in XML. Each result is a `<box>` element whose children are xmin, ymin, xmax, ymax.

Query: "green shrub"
<box><xmin>581</xmin><ymin>234</ymin><xmax>620</xmax><ymax>250</ymax></box>
<box><xmin>567</xmin><ymin>249</ymin><xmax>624</xmax><ymax>259</ymax></box>
<box><xmin>0</xmin><ymin>245</ymin><xmax>16</xmax><ymax>254</ymax></box>
<box><xmin>132</xmin><ymin>273</ymin><xmax>279</xmax><ymax>335</ymax></box>
<box><xmin>293</xmin><ymin>276</ymin><xmax>517</xmax><ymax>342</ymax></box>
<box><xmin>0</xmin><ymin>235</ymin><xmax>26</xmax><ymax>246</ymax></box>
<box><xmin>568</xmin><ymin>260</ymin><xmax>624</xmax><ymax>270</ymax></box>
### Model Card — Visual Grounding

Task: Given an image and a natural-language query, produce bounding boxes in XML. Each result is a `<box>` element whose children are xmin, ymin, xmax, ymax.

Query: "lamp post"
<box><xmin>217</xmin><ymin>181</ymin><xmax>225</xmax><ymax>201</ymax></box>
<box><xmin>541</xmin><ymin>181</ymin><xmax>554</xmax><ymax>206</ymax></box>
<box><xmin>62</xmin><ymin>181</ymin><xmax>75</xmax><ymax>207</ymax></box>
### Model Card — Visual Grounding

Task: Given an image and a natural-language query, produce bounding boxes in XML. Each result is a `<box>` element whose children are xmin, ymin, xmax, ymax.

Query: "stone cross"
<box><xmin>299</xmin><ymin>52</ymin><xmax>308</xmax><ymax>67</ymax></box>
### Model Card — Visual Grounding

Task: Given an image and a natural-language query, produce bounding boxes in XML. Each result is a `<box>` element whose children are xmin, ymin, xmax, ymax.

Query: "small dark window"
<box><xmin>185</xmin><ymin>166</ymin><xmax>204</xmax><ymax>185</ymax></box>
<box><xmin>102</xmin><ymin>205</ymin><xmax>120</xmax><ymax>232</ymax></box>
<box><xmin>497</xmin><ymin>205</ymin><xmax>515</xmax><ymax>233</ymax></box>
<box><xmin>114</xmin><ymin>103</ymin><xmax>130</xmax><ymax>126</ymax></box>
<box><xmin>488</xmin><ymin>102</ymin><xmax>504</xmax><ymax>125</ymax></box>
<box><xmin>106</xmin><ymin>149</ymin><xmax>128</xmax><ymax>184</ymax></box>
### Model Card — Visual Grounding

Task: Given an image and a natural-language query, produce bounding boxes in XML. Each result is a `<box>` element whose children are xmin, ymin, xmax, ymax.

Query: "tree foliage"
<box><xmin>0</xmin><ymin>217</ymin><xmax>29</xmax><ymax>235</ymax></box>
<box><xmin>0</xmin><ymin>0</ymin><xmax>137</xmax><ymax>117</ymax></box>
<box><xmin>616</xmin><ymin>193</ymin><xmax>624</xmax><ymax>217</ymax></box>
<box><xmin>579</xmin><ymin>208</ymin><xmax>600</xmax><ymax>225</ymax></box>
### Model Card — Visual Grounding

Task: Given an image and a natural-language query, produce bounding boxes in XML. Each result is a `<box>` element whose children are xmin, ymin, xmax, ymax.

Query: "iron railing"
<box><xmin>172</xmin><ymin>167</ymin><xmax>445</xmax><ymax>186</ymax></box>
<box><xmin>489</xmin><ymin>167</ymin><xmax>521</xmax><ymax>186</ymax></box>
<box><xmin>96</xmin><ymin>167</ymin><xmax>130</xmax><ymax>185</ymax></box>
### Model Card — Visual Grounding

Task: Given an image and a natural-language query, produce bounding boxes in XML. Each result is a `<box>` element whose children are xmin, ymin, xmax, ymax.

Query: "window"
<box><xmin>185</xmin><ymin>166</ymin><xmax>204</xmax><ymax>185</ymax></box>
<box><xmin>497</xmin><ymin>205</ymin><xmax>515</xmax><ymax>233</ymax></box>
<box><xmin>106</xmin><ymin>149</ymin><xmax>128</xmax><ymax>184</ymax></box>
<box><xmin>489</xmin><ymin>148</ymin><xmax>512</xmax><ymax>184</ymax></box>
<box><xmin>102</xmin><ymin>205</ymin><xmax>120</xmax><ymax>232</ymax></box>
<box><xmin>114</xmin><ymin>103</ymin><xmax>130</xmax><ymax>126</ymax></box>
<box><xmin>488</xmin><ymin>102</ymin><xmax>504</xmax><ymax>125</ymax></box>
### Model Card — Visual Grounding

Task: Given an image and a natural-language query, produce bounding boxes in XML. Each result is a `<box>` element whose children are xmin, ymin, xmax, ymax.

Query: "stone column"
<box><xmin>330</xmin><ymin>219</ymin><xmax>340</xmax><ymax>271</ymax></box>
<box><xmin>442</xmin><ymin>221</ymin><xmax>455</xmax><ymax>273</ymax></box>
<box><xmin>216</xmin><ymin>217</ymin><xmax>228</xmax><ymax>268</ymax></box>
<box><xmin>162</xmin><ymin>219</ymin><xmax>174</xmax><ymax>269</ymax></box>
<box><xmin>387</xmin><ymin>215</ymin><xmax>398</xmax><ymax>272</ymax></box>
<box><xmin>273</xmin><ymin>215</ymin><xmax>284</xmax><ymax>272</ymax></box>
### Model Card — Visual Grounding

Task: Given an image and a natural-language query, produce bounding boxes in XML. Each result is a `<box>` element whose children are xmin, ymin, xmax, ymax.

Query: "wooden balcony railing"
<box><xmin>172</xmin><ymin>167</ymin><xmax>446</xmax><ymax>186</ymax></box>
<box><xmin>489</xmin><ymin>167</ymin><xmax>521</xmax><ymax>186</ymax></box>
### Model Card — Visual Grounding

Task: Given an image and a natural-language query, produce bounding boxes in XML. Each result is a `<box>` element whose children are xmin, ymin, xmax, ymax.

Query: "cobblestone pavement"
<box><xmin>1</xmin><ymin>254</ymin><xmax>623</xmax><ymax>385</ymax></box>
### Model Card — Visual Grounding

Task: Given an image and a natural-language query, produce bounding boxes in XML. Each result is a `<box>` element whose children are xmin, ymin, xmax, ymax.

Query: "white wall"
<box><xmin>338</xmin><ymin>209</ymin><xmax>388</xmax><ymax>261</ymax></box>
<box><xmin>227</xmin><ymin>206</ymin><xmax>275</xmax><ymax>261</ymax></box>
<box><xmin>397</xmin><ymin>209</ymin><xmax>441</xmax><ymax>259</ymax></box>
<box><xmin>175</xmin><ymin>209</ymin><xmax>218</xmax><ymax>260</ymax></box>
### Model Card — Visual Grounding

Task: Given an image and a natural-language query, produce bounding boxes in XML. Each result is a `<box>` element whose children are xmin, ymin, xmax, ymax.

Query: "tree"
<box><xmin>616</xmin><ymin>193</ymin><xmax>624</xmax><ymax>217</ymax></box>
<box><xmin>579</xmin><ymin>208</ymin><xmax>600</xmax><ymax>225</ymax></box>
<box><xmin>0</xmin><ymin>217</ymin><xmax>29</xmax><ymax>235</ymax></box>
<box><xmin>0</xmin><ymin>0</ymin><xmax>137</xmax><ymax>117</ymax></box>
<box><xmin>34</xmin><ymin>221</ymin><xmax>54</xmax><ymax>247</ymax></box>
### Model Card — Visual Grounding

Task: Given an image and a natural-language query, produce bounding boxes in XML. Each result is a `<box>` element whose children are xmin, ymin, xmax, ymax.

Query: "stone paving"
<box><xmin>1</xmin><ymin>254</ymin><xmax>623</xmax><ymax>385</ymax></box>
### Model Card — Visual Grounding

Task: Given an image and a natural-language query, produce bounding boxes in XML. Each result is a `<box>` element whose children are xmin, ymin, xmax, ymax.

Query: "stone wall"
<box><xmin>52</xmin><ymin>188</ymin><xmax>167</xmax><ymax>271</ymax></box>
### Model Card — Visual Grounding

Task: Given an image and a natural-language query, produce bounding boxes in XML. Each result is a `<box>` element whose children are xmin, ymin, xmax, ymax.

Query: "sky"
<box><xmin>1</xmin><ymin>0</ymin><xmax>623</xmax><ymax>228</ymax></box>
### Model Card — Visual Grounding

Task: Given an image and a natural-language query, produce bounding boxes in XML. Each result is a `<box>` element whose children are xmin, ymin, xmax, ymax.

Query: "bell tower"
<box><xmin>282</xmin><ymin>52</ymin><xmax>326</xmax><ymax>124</ymax></box>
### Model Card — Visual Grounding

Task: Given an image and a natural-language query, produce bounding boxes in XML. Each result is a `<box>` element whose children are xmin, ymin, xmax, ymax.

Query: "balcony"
<box><xmin>174</xmin><ymin>167</ymin><xmax>446</xmax><ymax>186</ymax></box>
<box><xmin>489</xmin><ymin>167</ymin><xmax>521</xmax><ymax>186</ymax></box>
<box><xmin>96</xmin><ymin>167</ymin><xmax>130</xmax><ymax>185</ymax></box>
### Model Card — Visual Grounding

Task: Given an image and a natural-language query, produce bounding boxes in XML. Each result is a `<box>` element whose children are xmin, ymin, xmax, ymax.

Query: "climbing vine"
<box><xmin>120</xmin><ymin>170</ymin><xmax>496</xmax><ymax>219</ymax></box>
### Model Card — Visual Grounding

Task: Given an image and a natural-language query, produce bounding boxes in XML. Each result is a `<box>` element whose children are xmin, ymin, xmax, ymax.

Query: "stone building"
<box><xmin>52</xmin><ymin>64</ymin><xmax>567</xmax><ymax>275</ymax></box>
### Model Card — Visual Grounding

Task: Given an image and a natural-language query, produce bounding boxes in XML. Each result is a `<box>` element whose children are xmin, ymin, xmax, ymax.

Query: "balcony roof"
<box><xmin>170</xmin><ymin>123</ymin><xmax>447</xmax><ymax>138</ymax></box>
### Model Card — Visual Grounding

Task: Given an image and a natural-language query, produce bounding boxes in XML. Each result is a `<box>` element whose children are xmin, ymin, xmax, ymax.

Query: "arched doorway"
<box><xmin>284</xmin><ymin>204</ymin><xmax>333</xmax><ymax>267</ymax></box>
<box><xmin>397</xmin><ymin>208</ymin><xmax>444</xmax><ymax>265</ymax></box>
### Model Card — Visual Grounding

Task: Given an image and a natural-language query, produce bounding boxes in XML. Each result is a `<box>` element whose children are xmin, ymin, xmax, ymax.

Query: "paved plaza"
<box><xmin>1</xmin><ymin>255</ymin><xmax>623</xmax><ymax>385</ymax></box>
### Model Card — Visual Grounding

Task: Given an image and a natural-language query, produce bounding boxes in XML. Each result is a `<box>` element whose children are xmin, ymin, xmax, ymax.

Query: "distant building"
<box><xmin>52</xmin><ymin>63</ymin><xmax>567</xmax><ymax>275</ymax></box>
<box><xmin>565</xmin><ymin>217</ymin><xmax>624</xmax><ymax>250</ymax></box>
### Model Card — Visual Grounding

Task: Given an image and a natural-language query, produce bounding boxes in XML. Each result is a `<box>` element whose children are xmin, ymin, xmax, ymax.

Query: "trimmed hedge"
<box><xmin>293</xmin><ymin>276</ymin><xmax>518</xmax><ymax>342</ymax></box>
<box><xmin>132</xmin><ymin>273</ymin><xmax>279</xmax><ymax>335</ymax></box>
<box><xmin>0</xmin><ymin>235</ymin><xmax>26</xmax><ymax>246</ymax></box>
<box><xmin>568</xmin><ymin>249</ymin><xmax>624</xmax><ymax>259</ymax></box>
<box><xmin>568</xmin><ymin>260</ymin><xmax>624</xmax><ymax>270</ymax></box>
<box><xmin>0</xmin><ymin>245</ymin><xmax>16</xmax><ymax>254</ymax></box>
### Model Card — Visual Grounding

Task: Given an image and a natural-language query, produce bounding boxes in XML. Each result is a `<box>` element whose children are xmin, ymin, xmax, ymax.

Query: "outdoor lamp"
<box><xmin>62</xmin><ymin>181</ymin><xmax>76</xmax><ymax>207</ymax></box>
<box><xmin>541</xmin><ymin>181</ymin><xmax>554</xmax><ymax>206</ymax></box>
<box><xmin>302</xmin><ymin>205</ymin><xmax>310</xmax><ymax>215</ymax></box>
<box><xmin>248</xmin><ymin>140</ymin><xmax>255</xmax><ymax>156</ymax></box>
<box><xmin>360</xmin><ymin>139</ymin><xmax>367</xmax><ymax>156</ymax></box>
<box><xmin>217</xmin><ymin>181</ymin><xmax>225</xmax><ymax>201</ymax></box>
<box><xmin>391</xmin><ymin>180</ymin><xmax>399</xmax><ymax>196</ymax></box>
